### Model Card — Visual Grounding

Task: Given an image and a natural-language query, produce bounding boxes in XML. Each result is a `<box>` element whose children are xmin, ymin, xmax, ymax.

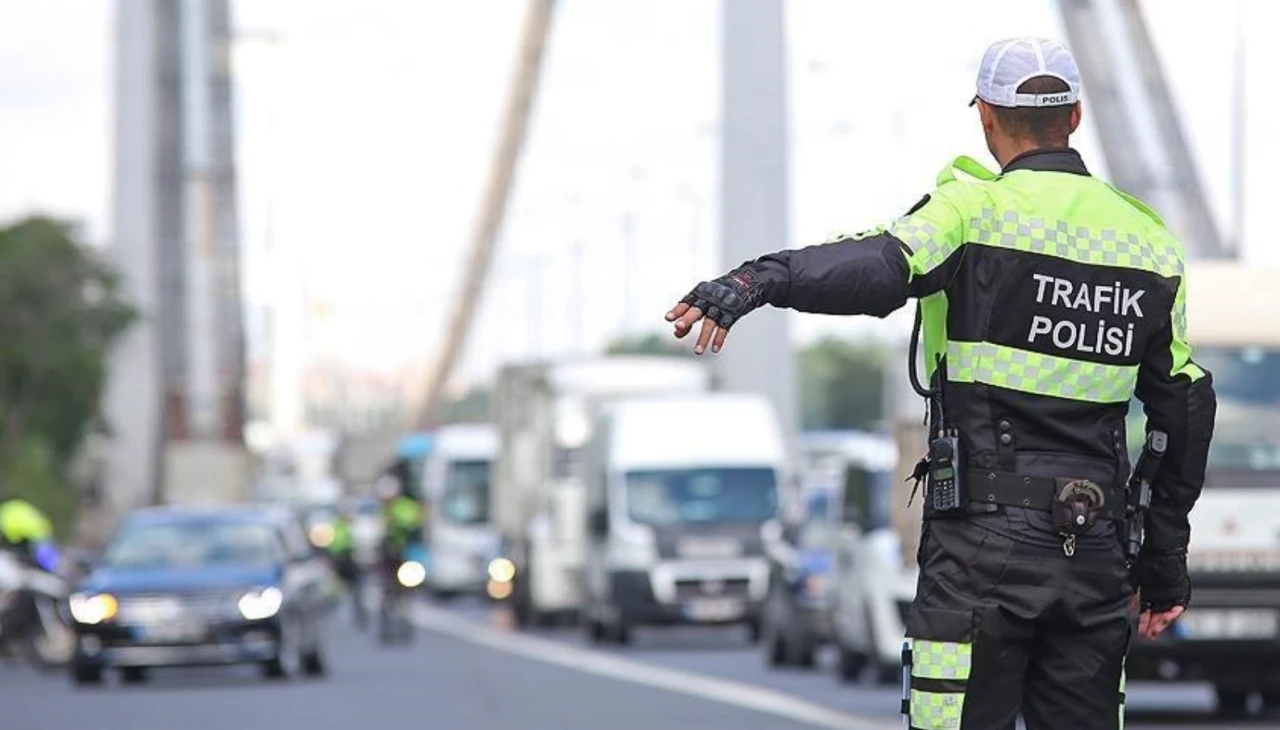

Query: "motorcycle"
<box><xmin>377</xmin><ymin>543</ymin><xmax>427</xmax><ymax>646</ymax></box>
<box><xmin>0</xmin><ymin>548</ymin><xmax>75</xmax><ymax>671</ymax></box>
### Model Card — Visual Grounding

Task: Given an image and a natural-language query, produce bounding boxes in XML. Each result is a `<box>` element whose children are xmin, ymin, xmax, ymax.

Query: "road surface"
<box><xmin>0</xmin><ymin>596</ymin><xmax>1272</xmax><ymax>730</ymax></box>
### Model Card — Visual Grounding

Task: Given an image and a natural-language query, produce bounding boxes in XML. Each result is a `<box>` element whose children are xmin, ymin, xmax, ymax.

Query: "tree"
<box><xmin>799</xmin><ymin>338</ymin><xmax>887</xmax><ymax>431</ymax></box>
<box><xmin>604</xmin><ymin>331</ymin><xmax>693</xmax><ymax>358</ymax></box>
<box><xmin>0</xmin><ymin>217</ymin><xmax>136</xmax><ymax>534</ymax></box>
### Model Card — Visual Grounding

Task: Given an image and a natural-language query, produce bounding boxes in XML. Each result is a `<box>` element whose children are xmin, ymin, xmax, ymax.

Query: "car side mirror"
<box><xmin>588</xmin><ymin>507</ymin><xmax>608</xmax><ymax>539</ymax></box>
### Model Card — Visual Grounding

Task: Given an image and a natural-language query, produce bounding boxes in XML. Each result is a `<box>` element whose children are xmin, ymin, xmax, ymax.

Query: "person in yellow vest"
<box><xmin>327</xmin><ymin>502</ymin><xmax>366</xmax><ymax>629</ymax></box>
<box><xmin>0</xmin><ymin>498</ymin><xmax>56</xmax><ymax>570</ymax></box>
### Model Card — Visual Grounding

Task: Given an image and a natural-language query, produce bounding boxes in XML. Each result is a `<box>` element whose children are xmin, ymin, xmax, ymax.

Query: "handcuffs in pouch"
<box><xmin>1051</xmin><ymin>478</ymin><xmax>1107</xmax><ymax>557</ymax></box>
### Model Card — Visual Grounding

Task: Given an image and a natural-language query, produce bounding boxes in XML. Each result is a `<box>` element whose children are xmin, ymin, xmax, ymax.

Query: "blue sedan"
<box><xmin>67</xmin><ymin>506</ymin><xmax>335</xmax><ymax>686</ymax></box>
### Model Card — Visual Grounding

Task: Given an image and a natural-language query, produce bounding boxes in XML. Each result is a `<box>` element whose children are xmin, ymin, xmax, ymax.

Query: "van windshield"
<box><xmin>443</xmin><ymin>460</ymin><xmax>491</xmax><ymax>525</ymax></box>
<box><xmin>624</xmin><ymin>468</ymin><xmax>778</xmax><ymax>527</ymax></box>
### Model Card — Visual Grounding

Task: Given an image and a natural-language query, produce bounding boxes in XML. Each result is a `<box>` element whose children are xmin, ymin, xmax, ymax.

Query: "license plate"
<box><xmin>138</xmin><ymin>621</ymin><xmax>207</xmax><ymax>643</ymax></box>
<box><xmin>684</xmin><ymin>598</ymin><xmax>743</xmax><ymax>622</ymax></box>
<box><xmin>1176</xmin><ymin>609</ymin><xmax>1279</xmax><ymax>640</ymax></box>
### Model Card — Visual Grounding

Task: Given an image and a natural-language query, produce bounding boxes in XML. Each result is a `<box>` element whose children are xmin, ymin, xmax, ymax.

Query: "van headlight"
<box><xmin>488</xmin><ymin>557</ymin><xmax>516</xmax><ymax>583</ymax></box>
<box><xmin>238</xmin><ymin>587</ymin><xmax>284</xmax><ymax>620</ymax></box>
<box><xmin>396</xmin><ymin>561</ymin><xmax>426</xmax><ymax>588</ymax></box>
<box><xmin>69</xmin><ymin>593</ymin><xmax>118</xmax><ymax>625</ymax></box>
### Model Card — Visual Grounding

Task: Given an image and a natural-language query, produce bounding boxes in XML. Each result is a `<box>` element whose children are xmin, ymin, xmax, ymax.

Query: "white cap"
<box><xmin>971</xmin><ymin>37</ymin><xmax>1081</xmax><ymax>108</ymax></box>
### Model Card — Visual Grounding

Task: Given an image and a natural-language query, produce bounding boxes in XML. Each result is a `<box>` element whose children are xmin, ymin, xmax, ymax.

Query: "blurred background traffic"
<box><xmin>0</xmin><ymin>1</ymin><xmax>1277</xmax><ymax>729</ymax></box>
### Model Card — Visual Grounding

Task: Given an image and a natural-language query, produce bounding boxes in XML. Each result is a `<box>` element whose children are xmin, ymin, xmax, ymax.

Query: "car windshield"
<box><xmin>104</xmin><ymin>519</ymin><xmax>283</xmax><ymax>569</ymax></box>
<box><xmin>624</xmin><ymin>468</ymin><xmax>778</xmax><ymax>527</ymax></box>
<box><xmin>443</xmin><ymin>460</ymin><xmax>491</xmax><ymax>525</ymax></box>
<box><xmin>1128</xmin><ymin>346</ymin><xmax>1280</xmax><ymax>475</ymax></box>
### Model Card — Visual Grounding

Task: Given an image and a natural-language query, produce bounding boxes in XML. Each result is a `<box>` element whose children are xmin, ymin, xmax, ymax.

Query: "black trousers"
<box><xmin>903</xmin><ymin>513</ymin><xmax>1132</xmax><ymax>730</ymax></box>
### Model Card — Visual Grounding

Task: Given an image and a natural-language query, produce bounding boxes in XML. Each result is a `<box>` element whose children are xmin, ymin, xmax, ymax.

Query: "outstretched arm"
<box><xmin>666</xmin><ymin>189</ymin><xmax>971</xmax><ymax>353</ymax></box>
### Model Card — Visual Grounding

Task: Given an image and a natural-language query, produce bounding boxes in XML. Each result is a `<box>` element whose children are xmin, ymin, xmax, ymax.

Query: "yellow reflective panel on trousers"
<box><xmin>909</xmin><ymin>689</ymin><xmax>964</xmax><ymax>730</ymax></box>
<box><xmin>911</xmin><ymin>639</ymin><xmax>973</xmax><ymax>681</ymax></box>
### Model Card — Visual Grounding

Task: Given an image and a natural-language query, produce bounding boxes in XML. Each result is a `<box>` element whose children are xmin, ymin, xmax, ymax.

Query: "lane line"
<box><xmin>411</xmin><ymin>604</ymin><xmax>895</xmax><ymax>730</ymax></box>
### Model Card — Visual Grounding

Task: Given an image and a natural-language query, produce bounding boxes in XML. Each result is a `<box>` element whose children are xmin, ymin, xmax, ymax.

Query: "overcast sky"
<box><xmin>0</xmin><ymin>0</ymin><xmax>1269</xmax><ymax>389</ymax></box>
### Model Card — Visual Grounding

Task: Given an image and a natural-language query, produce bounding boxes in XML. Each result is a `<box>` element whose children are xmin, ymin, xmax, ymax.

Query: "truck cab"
<box><xmin>1125</xmin><ymin>262</ymin><xmax>1280</xmax><ymax>714</ymax></box>
<box><xmin>492</xmin><ymin>357</ymin><xmax>711</xmax><ymax>627</ymax></box>
<box><xmin>420</xmin><ymin>423</ymin><xmax>499</xmax><ymax>598</ymax></box>
<box><xmin>580</xmin><ymin>392</ymin><xmax>785</xmax><ymax>645</ymax></box>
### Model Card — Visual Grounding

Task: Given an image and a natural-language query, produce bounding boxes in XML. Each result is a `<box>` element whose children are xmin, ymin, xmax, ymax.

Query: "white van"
<box><xmin>581</xmin><ymin>392</ymin><xmax>788</xmax><ymax>644</ymax></box>
<box><xmin>421</xmin><ymin>423</ymin><xmax>500</xmax><ymax>598</ymax></box>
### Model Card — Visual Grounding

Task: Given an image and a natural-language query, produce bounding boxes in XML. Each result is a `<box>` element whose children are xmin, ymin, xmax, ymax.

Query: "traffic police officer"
<box><xmin>0</xmin><ymin>497</ymin><xmax>56</xmax><ymax>567</ymax></box>
<box><xmin>327</xmin><ymin>503</ymin><xmax>367</xmax><ymax>628</ymax></box>
<box><xmin>666</xmin><ymin>37</ymin><xmax>1216</xmax><ymax>729</ymax></box>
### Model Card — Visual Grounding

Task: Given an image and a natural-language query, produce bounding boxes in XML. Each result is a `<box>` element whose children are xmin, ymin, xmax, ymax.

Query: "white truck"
<box><xmin>492</xmin><ymin>356</ymin><xmax>710</xmax><ymax>626</ymax></box>
<box><xmin>580</xmin><ymin>392</ymin><xmax>788</xmax><ymax>644</ymax></box>
<box><xmin>1125</xmin><ymin>262</ymin><xmax>1280</xmax><ymax>714</ymax></box>
<box><xmin>801</xmin><ymin>430</ymin><xmax>914</xmax><ymax>684</ymax></box>
<box><xmin>420</xmin><ymin>423</ymin><xmax>500</xmax><ymax>598</ymax></box>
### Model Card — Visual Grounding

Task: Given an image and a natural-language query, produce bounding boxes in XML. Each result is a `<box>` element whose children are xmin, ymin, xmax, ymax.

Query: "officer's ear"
<box><xmin>976</xmin><ymin>99</ymin><xmax>998</xmax><ymax>136</ymax></box>
<box><xmin>1068</xmin><ymin>101</ymin><xmax>1083</xmax><ymax>135</ymax></box>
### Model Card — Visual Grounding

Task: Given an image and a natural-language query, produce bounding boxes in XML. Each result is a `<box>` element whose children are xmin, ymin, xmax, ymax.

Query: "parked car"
<box><xmin>818</xmin><ymin>432</ymin><xmax>915</xmax><ymax>685</ymax></box>
<box><xmin>67</xmin><ymin>505</ymin><xmax>336</xmax><ymax>686</ymax></box>
<box><xmin>760</xmin><ymin>491</ymin><xmax>837</xmax><ymax>668</ymax></box>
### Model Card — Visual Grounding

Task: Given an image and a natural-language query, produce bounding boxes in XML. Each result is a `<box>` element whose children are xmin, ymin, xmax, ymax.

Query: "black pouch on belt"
<box><xmin>1051</xmin><ymin>478</ymin><xmax>1107</xmax><ymax>556</ymax></box>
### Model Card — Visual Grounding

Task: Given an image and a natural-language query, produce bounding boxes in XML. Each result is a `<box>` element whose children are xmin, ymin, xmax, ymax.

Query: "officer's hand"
<box><xmin>1138</xmin><ymin>604</ymin><xmax>1184</xmax><ymax>639</ymax></box>
<box><xmin>1130</xmin><ymin>548</ymin><xmax>1190</xmax><ymax>638</ymax></box>
<box><xmin>665</xmin><ymin>268</ymin><xmax>767</xmax><ymax>355</ymax></box>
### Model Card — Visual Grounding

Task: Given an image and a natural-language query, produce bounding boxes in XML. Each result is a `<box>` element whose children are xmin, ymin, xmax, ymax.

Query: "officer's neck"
<box><xmin>993</xmin><ymin>138</ymin><xmax>1064</xmax><ymax>169</ymax></box>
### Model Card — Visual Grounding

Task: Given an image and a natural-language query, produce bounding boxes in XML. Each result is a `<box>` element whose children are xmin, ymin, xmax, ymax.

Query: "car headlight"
<box><xmin>487</xmin><ymin>557</ymin><xmax>516</xmax><ymax>583</ymax></box>
<box><xmin>238</xmin><ymin>587</ymin><xmax>284</xmax><ymax>620</ymax></box>
<box><xmin>69</xmin><ymin>593</ymin><xmax>118</xmax><ymax>625</ymax></box>
<box><xmin>396</xmin><ymin>561</ymin><xmax>426</xmax><ymax>588</ymax></box>
<box><xmin>309</xmin><ymin>523</ymin><xmax>334</xmax><ymax>548</ymax></box>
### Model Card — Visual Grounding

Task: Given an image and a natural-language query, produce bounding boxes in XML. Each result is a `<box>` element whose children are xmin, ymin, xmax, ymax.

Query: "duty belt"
<box><xmin>965</xmin><ymin>469</ymin><xmax>1060</xmax><ymax>511</ymax></box>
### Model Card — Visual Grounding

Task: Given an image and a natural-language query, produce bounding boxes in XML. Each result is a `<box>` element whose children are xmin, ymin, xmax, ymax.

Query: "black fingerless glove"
<box><xmin>1130</xmin><ymin>548</ymin><xmax>1191</xmax><ymax>612</ymax></box>
<box><xmin>679</xmin><ymin>264</ymin><xmax>772</xmax><ymax>330</ymax></box>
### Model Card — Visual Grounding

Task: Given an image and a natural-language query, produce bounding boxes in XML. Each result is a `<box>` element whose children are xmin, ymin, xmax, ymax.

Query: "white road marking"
<box><xmin>411</xmin><ymin>603</ymin><xmax>895</xmax><ymax>730</ymax></box>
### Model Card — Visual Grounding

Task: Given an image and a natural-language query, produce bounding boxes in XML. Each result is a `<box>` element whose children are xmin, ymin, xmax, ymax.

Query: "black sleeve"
<box><xmin>739</xmin><ymin>233</ymin><xmax>913</xmax><ymax>318</ymax></box>
<box><xmin>1134</xmin><ymin>291</ymin><xmax>1218</xmax><ymax>553</ymax></box>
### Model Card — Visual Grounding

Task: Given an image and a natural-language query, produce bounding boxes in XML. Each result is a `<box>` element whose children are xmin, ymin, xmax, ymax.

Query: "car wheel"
<box><xmin>585</xmin><ymin>616</ymin><xmax>606</xmax><ymax>645</ymax></box>
<box><xmin>791</xmin><ymin>635</ymin><xmax>817</xmax><ymax>668</ymax></box>
<box><xmin>614</xmin><ymin>620</ymin><xmax>633</xmax><ymax>646</ymax></box>
<box><xmin>263</xmin><ymin>619</ymin><xmax>302</xmax><ymax>679</ymax></box>
<box><xmin>1215</xmin><ymin>685</ymin><xmax>1251</xmax><ymax>716</ymax></box>
<box><xmin>836</xmin><ymin>644</ymin><xmax>868</xmax><ymax>683</ymax></box>
<box><xmin>874</xmin><ymin>660</ymin><xmax>901</xmax><ymax>686</ymax></box>
<box><xmin>70</xmin><ymin>663</ymin><xmax>103</xmax><ymax>687</ymax></box>
<box><xmin>120</xmin><ymin>666</ymin><xmax>150</xmax><ymax>684</ymax></box>
<box><xmin>763</xmin><ymin>613</ymin><xmax>787</xmax><ymax>667</ymax></box>
<box><xmin>301</xmin><ymin>645</ymin><xmax>327</xmax><ymax>678</ymax></box>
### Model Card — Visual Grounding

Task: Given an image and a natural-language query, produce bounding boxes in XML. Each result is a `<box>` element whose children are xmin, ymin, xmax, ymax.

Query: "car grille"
<box><xmin>674</xmin><ymin>577</ymin><xmax>751</xmax><ymax>601</ymax></box>
<box><xmin>116</xmin><ymin>592</ymin><xmax>238</xmax><ymax>623</ymax></box>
